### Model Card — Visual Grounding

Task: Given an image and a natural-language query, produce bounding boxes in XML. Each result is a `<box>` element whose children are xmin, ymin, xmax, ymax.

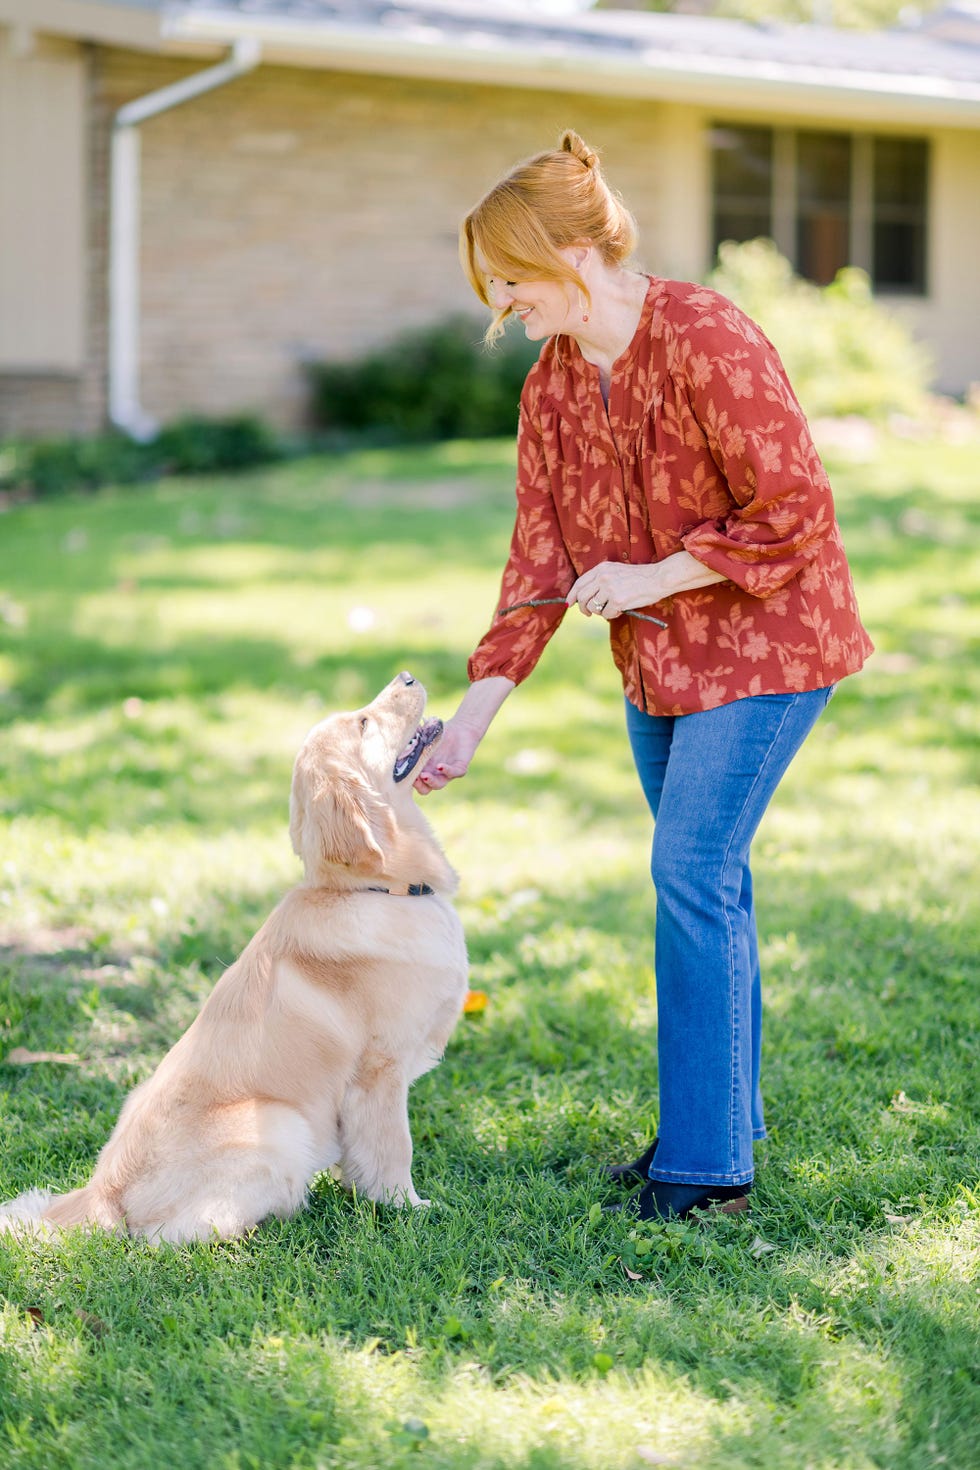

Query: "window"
<box><xmin>712</xmin><ymin>126</ymin><xmax>772</xmax><ymax>252</ymax></box>
<box><xmin>873</xmin><ymin>136</ymin><xmax>928</xmax><ymax>292</ymax></box>
<box><xmin>709</xmin><ymin>124</ymin><xmax>928</xmax><ymax>294</ymax></box>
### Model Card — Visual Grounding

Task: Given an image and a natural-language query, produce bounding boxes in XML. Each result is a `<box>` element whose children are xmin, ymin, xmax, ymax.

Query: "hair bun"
<box><xmin>559</xmin><ymin>129</ymin><xmax>599</xmax><ymax>170</ymax></box>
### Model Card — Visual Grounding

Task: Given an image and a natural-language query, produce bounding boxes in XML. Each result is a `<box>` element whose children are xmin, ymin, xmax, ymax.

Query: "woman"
<box><xmin>415</xmin><ymin>131</ymin><xmax>873</xmax><ymax>1221</ymax></box>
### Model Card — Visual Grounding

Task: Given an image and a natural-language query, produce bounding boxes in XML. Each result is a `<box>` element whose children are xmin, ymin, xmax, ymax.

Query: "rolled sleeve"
<box><xmin>675</xmin><ymin>305</ymin><xmax>836</xmax><ymax>598</ymax></box>
<box><xmin>467</xmin><ymin>401</ymin><xmax>573</xmax><ymax>686</ymax></box>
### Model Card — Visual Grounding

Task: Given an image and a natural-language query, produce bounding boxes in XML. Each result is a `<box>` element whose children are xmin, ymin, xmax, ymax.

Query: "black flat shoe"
<box><xmin>601</xmin><ymin>1136</ymin><xmax>659</xmax><ymax>1189</ymax></box>
<box><xmin>610</xmin><ymin>1177</ymin><xmax>752</xmax><ymax>1222</ymax></box>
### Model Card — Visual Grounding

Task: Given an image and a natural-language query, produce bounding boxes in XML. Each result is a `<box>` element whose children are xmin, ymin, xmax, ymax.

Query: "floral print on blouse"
<box><xmin>468</xmin><ymin>276</ymin><xmax>873</xmax><ymax>715</ymax></box>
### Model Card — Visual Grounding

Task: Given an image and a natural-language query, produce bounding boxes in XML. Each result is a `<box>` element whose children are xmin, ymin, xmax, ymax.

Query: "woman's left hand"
<box><xmin>566</xmin><ymin>561</ymin><xmax>664</xmax><ymax>619</ymax></box>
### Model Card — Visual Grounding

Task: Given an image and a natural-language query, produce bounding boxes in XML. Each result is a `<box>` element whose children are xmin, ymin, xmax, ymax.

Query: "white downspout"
<box><xmin>109</xmin><ymin>37</ymin><xmax>262</xmax><ymax>440</ymax></box>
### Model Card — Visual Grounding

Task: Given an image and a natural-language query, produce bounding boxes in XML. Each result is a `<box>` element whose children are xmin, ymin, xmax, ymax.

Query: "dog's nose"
<box><xmin>399</xmin><ymin>672</ymin><xmax>416</xmax><ymax>686</ymax></box>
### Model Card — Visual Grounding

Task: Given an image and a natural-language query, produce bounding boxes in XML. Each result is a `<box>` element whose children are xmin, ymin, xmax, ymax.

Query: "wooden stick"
<box><xmin>498</xmin><ymin>597</ymin><xmax>668</xmax><ymax>630</ymax></box>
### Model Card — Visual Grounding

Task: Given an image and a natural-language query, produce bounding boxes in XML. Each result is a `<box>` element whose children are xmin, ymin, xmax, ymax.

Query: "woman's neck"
<box><xmin>571</xmin><ymin>266</ymin><xmax>650</xmax><ymax>379</ymax></box>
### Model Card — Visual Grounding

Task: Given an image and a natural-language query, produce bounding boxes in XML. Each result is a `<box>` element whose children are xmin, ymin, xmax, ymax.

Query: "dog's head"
<box><xmin>289</xmin><ymin>672</ymin><xmax>455</xmax><ymax>894</ymax></box>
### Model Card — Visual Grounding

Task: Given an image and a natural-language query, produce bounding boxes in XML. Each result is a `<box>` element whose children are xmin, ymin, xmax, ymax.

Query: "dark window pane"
<box><xmin>714</xmin><ymin>209</ymin><xmax>772</xmax><ymax>246</ymax></box>
<box><xmin>874</xmin><ymin>137</ymin><xmax>928</xmax><ymax>208</ymax></box>
<box><xmin>874</xmin><ymin>220</ymin><xmax>926</xmax><ymax>291</ymax></box>
<box><xmin>796</xmin><ymin>131</ymin><xmax>851</xmax><ymax>285</ymax></box>
<box><xmin>797</xmin><ymin>213</ymin><xmax>851</xmax><ymax>286</ymax></box>
<box><xmin>873</xmin><ymin>137</ymin><xmax>927</xmax><ymax>291</ymax></box>
<box><xmin>797</xmin><ymin>131</ymin><xmax>851</xmax><ymax>208</ymax></box>
<box><xmin>710</xmin><ymin>125</ymin><xmax>772</xmax><ymax>256</ymax></box>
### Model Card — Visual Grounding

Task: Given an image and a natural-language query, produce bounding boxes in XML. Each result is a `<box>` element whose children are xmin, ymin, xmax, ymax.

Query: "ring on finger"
<box><xmin>589</xmin><ymin>595</ymin><xmax>606</xmax><ymax>612</ymax></box>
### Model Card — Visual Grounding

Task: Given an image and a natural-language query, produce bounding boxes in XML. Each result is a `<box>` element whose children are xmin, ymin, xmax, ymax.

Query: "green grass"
<box><xmin>0</xmin><ymin>427</ymin><xmax>977</xmax><ymax>1470</ymax></box>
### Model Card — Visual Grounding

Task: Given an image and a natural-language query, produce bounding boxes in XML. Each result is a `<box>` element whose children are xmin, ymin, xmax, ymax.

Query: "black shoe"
<box><xmin>610</xmin><ymin>1177</ymin><xmax>752</xmax><ymax>1222</ymax></box>
<box><xmin>601</xmin><ymin>1136</ymin><xmax>659</xmax><ymax>1189</ymax></box>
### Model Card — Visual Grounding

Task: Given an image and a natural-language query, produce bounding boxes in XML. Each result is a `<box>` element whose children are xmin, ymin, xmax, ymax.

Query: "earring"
<box><xmin>578</xmin><ymin>290</ymin><xmax>589</xmax><ymax>324</ymax></box>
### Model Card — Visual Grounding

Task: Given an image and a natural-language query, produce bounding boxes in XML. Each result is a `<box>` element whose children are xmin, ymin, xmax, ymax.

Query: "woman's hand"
<box><xmin>414</xmin><ymin>717</ymin><xmax>483</xmax><ymax>794</ymax></box>
<box><xmin>567</xmin><ymin>553</ymin><xmax>726</xmax><ymax>618</ymax></box>
<box><xmin>566</xmin><ymin>560</ymin><xmax>666</xmax><ymax>619</ymax></box>
<box><xmin>414</xmin><ymin>676</ymin><xmax>515</xmax><ymax>795</ymax></box>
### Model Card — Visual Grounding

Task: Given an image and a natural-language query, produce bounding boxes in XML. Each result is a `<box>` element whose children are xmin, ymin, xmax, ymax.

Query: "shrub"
<box><xmin>0</xmin><ymin>433</ymin><xmax>154</xmax><ymax>497</ymax></box>
<box><xmin>706</xmin><ymin>238</ymin><xmax>933</xmax><ymax>420</ymax></box>
<box><xmin>307</xmin><ymin>316</ymin><xmax>538</xmax><ymax>442</ymax></box>
<box><xmin>0</xmin><ymin>415</ymin><xmax>282</xmax><ymax>498</ymax></box>
<box><xmin>154</xmin><ymin>414</ymin><xmax>281</xmax><ymax>475</ymax></box>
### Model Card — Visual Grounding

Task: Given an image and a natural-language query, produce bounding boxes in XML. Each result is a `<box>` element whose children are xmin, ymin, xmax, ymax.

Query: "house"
<box><xmin>1</xmin><ymin>0</ymin><xmax>978</xmax><ymax>437</ymax></box>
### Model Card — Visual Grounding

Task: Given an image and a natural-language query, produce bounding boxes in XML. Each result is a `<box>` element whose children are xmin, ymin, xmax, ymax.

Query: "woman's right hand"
<box><xmin>413</xmin><ymin>675</ymin><xmax>515</xmax><ymax>796</ymax></box>
<box><xmin>414</xmin><ymin>718</ymin><xmax>483</xmax><ymax>794</ymax></box>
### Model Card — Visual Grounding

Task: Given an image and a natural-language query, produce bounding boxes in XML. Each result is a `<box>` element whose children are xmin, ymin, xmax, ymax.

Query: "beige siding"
<box><xmin>885</xmin><ymin>127</ymin><xmax>980</xmax><ymax>396</ymax></box>
<box><xmin>0</xmin><ymin>36</ymin><xmax>86</xmax><ymax>371</ymax></box>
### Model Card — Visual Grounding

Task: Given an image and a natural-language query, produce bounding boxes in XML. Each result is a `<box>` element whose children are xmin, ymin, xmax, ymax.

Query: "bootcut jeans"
<box><xmin>624</xmin><ymin>686</ymin><xmax>835</xmax><ymax>1187</ymax></box>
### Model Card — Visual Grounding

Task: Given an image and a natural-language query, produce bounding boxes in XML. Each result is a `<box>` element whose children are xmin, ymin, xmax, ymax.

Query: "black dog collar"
<box><xmin>365</xmin><ymin>883</ymin><xmax>434</xmax><ymax>897</ymax></box>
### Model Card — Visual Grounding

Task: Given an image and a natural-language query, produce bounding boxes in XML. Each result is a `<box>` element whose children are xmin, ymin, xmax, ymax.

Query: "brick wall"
<box><xmin>93</xmin><ymin>50</ymin><xmax>678</xmax><ymax>431</ymax></box>
<box><xmin>0</xmin><ymin>375</ymin><xmax>83</xmax><ymax>436</ymax></box>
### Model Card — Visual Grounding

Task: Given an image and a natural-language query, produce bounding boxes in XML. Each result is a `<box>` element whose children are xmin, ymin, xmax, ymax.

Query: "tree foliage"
<box><xmin>707</xmin><ymin>238</ymin><xmax>933</xmax><ymax>419</ymax></box>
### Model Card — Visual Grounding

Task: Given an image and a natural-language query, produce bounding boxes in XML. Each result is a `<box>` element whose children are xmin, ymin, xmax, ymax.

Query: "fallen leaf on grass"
<box><xmin>622</xmin><ymin>1262</ymin><xmax>644</xmax><ymax>1281</ymax></box>
<box><xmin>5</xmin><ymin>1048</ymin><xmax>80</xmax><ymax>1066</ymax></box>
<box><xmin>24</xmin><ymin>1307</ymin><xmax>44</xmax><ymax>1329</ymax></box>
<box><xmin>750</xmin><ymin>1235</ymin><xmax>778</xmax><ymax>1257</ymax></box>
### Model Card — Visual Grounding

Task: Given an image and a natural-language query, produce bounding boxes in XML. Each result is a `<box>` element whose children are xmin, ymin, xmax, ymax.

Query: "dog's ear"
<box><xmin>292</xmin><ymin>763</ymin><xmax>394</xmax><ymax>877</ymax></box>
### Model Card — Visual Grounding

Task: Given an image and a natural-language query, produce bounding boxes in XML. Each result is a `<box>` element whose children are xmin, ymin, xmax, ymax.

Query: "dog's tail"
<box><xmin>0</xmin><ymin>1182</ymin><xmax>120</xmax><ymax>1238</ymax></box>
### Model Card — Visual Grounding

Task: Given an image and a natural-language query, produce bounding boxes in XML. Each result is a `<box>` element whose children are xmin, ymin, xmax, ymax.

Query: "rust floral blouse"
<box><xmin>468</xmin><ymin>276</ymin><xmax>873</xmax><ymax>716</ymax></box>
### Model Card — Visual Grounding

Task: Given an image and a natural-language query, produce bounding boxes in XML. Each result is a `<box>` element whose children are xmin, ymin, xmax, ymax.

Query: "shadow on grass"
<box><xmin>1</xmin><ymin>858</ymin><xmax>973</xmax><ymax>1220</ymax></box>
<box><xmin>3</xmin><ymin>645</ymin><xmax>978</xmax><ymax>837</ymax></box>
<box><xmin>0</xmin><ymin>861</ymin><xmax>976</xmax><ymax>1467</ymax></box>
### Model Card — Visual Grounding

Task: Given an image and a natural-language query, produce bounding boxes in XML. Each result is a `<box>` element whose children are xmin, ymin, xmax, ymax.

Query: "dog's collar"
<box><xmin>365</xmin><ymin>883</ymin><xmax>434</xmax><ymax>897</ymax></box>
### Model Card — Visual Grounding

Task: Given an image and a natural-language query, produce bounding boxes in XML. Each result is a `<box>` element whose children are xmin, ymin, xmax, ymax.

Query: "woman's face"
<box><xmin>487</xmin><ymin>274</ymin><xmax>578</xmax><ymax>340</ymax></box>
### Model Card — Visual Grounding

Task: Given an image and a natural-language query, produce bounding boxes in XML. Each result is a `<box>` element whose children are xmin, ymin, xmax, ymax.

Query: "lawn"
<box><xmin>0</xmin><ymin>426</ymin><xmax>977</xmax><ymax>1470</ymax></box>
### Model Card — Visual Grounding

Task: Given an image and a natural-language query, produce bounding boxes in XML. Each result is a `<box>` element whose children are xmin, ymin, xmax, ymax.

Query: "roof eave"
<box><xmin>163</xmin><ymin>10</ymin><xmax>980</xmax><ymax>128</ymax></box>
<box><xmin>0</xmin><ymin>0</ymin><xmax>166</xmax><ymax>52</ymax></box>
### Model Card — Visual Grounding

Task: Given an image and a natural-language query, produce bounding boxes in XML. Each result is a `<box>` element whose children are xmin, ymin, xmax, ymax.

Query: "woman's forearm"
<box><xmin>647</xmin><ymin>551</ymin><xmax>727</xmax><ymax>600</ymax></box>
<box><xmin>451</xmin><ymin>676</ymin><xmax>516</xmax><ymax>737</ymax></box>
<box><xmin>414</xmin><ymin>676</ymin><xmax>515</xmax><ymax>793</ymax></box>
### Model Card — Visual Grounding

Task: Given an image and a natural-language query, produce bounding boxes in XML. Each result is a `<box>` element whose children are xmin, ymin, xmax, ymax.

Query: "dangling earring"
<box><xmin>579</xmin><ymin>290</ymin><xmax>589</xmax><ymax>324</ymax></box>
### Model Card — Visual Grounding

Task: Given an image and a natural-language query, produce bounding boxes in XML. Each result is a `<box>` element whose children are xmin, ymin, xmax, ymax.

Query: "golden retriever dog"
<box><xmin>0</xmin><ymin>673</ymin><xmax>467</xmax><ymax>1243</ymax></box>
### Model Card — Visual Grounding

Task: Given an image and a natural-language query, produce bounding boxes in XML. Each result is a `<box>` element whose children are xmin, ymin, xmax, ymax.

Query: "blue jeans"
<box><xmin>624</xmin><ymin>687</ymin><xmax>834</xmax><ymax>1187</ymax></box>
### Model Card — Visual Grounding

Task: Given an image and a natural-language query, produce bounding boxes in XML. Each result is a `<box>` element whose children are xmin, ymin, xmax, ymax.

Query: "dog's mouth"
<box><xmin>393</xmin><ymin>718</ymin><xmax>443</xmax><ymax>783</ymax></box>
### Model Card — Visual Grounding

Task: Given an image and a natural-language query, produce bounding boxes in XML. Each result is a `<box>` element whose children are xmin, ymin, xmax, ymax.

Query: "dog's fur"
<box><xmin>0</xmin><ymin>674</ymin><xmax>467</xmax><ymax>1243</ymax></box>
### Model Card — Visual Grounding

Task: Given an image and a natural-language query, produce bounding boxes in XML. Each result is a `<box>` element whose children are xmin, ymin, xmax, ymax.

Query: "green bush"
<box><xmin>307</xmin><ymin>315</ymin><xmax>538</xmax><ymax>442</ymax></box>
<box><xmin>707</xmin><ymin>238</ymin><xmax>933</xmax><ymax>420</ymax></box>
<box><xmin>0</xmin><ymin>432</ymin><xmax>154</xmax><ymax>497</ymax></box>
<box><xmin>0</xmin><ymin>414</ymin><xmax>282</xmax><ymax>498</ymax></box>
<box><xmin>154</xmin><ymin>414</ymin><xmax>282</xmax><ymax>475</ymax></box>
